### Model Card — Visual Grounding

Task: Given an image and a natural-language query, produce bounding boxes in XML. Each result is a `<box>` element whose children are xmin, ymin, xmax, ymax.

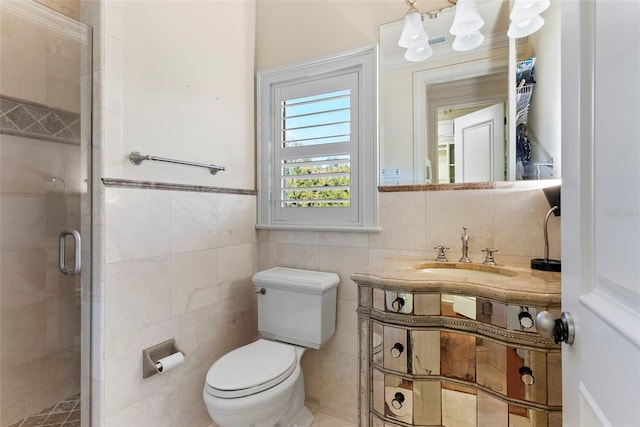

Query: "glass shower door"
<box><xmin>0</xmin><ymin>1</ymin><xmax>91</xmax><ymax>425</ymax></box>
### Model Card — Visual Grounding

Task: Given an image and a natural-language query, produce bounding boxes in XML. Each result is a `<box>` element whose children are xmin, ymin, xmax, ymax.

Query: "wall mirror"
<box><xmin>379</xmin><ymin>0</ymin><xmax>560</xmax><ymax>186</ymax></box>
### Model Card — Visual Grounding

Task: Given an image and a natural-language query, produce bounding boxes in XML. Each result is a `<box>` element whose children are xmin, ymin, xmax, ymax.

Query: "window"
<box><xmin>257</xmin><ymin>46</ymin><xmax>378</xmax><ymax>231</ymax></box>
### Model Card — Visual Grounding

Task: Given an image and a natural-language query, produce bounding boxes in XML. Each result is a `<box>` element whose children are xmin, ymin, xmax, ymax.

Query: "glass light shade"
<box><xmin>398</xmin><ymin>11</ymin><xmax>429</xmax><ymax>48</ymax></box>
<box><xmin>508</xmin><ymin>14</ymin><xmax>545</xmax><ymax>38</ymax></box>
<box><xmin>449</xmin><ymin>0</ymin><xmax>485</xmax><ymax>36</ymax></box>
<box><xmin>404</xmin><ymin>44</ymin><xmax>433</xmax><ymax>62</ymax></box>
<box><xmin>510</xmin><ymin>0</ymin><xmax>550</xmax><ymax>21</ymax></box>
<box><xmin>452</xmin><ymin>30</ymin><xmax>485</xmax><ymax>51</ymax></box>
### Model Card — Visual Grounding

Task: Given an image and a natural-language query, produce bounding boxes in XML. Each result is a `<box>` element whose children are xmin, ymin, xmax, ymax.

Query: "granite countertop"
<box><xmin>351</xmin><ymin>258</ymin><xmax>561</xmax><ymax>306</ymax></box>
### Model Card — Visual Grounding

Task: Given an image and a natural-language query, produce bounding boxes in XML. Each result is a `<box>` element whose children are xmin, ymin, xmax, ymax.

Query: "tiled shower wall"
<box><xmin>257</xmin><ymin>185</ymin><xmax>561</xmax><ymax>423</ymax></box>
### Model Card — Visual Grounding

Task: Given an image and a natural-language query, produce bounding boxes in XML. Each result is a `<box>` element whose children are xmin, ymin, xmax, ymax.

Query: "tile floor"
<box><xmin>309</xmin><ymin>412</ymin><xmax>356</xmax><ymax>426</ymax></box>
<box><xmin>7</xmin><ymin>394</ymin><xmax>80</xmax><ymax>427</ymax></box>
<box><xmin>206</xmin><ymin>402</ymin><xmax>357</xmax><ymax>427</ymax></box>
<box><xmin>11</xmin><ymin>394</ymin><xmax>352</xmax><ymax>427</ymax></box>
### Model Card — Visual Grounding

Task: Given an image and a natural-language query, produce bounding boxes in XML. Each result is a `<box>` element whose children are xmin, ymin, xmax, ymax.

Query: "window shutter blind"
<box><xmin>273</xmin><ymin>73</ymin><xmax>359</xmax><ymax>225</ymax></box>
<box><xmin>257</xmin><ymin>46</ymin><xmax>378</xmax><ymax>231</ymax></box>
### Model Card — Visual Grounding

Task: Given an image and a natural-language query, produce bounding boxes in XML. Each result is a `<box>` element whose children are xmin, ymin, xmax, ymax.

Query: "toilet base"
<box><xmin>279</xmin><ymin>406</ymin><xmax>313</xmax><ymax>427</ymax></box>
<box><xmin>275</xmin><ymin>367</ymin><xmax>313</xmax><ymax>427</ymax></box>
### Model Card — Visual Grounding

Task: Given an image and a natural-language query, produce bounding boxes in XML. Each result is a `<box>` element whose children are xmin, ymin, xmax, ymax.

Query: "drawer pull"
<box><xmin>390</xmin><ymin>343</ymin><xmax>404</xmax><ymax>358</ymax></box>
<box><xmin>518</xmin><ymin>311</ymin><xmax>535</xmax><ymax>329</ymax></box>
<box><xmin>391</xmin><ymin>297</ymin><xmax>405</xmax><ymax>312</ymax></box>
<box><xmin>519</xmin><ymin>366</ymin><xmax>535</xmax><ymax>385</ymax></box>
<box><xmin>391</xmin><ymin>392</ymin><xmax>405</xmax><ymax>409</ymax></box>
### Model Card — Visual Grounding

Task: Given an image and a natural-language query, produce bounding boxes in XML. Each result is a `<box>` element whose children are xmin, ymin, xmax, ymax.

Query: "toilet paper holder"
<box><xmin>142</xmin><ymin>338</ymin><xmax>184</xmax><ymax>379</ymax></box>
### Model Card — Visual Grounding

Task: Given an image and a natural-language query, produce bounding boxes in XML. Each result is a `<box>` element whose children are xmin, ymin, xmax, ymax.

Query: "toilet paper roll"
<box><xmin>155</xmin><ymin>352</ymin><xmax>184</xmax><ymax>373</ymax></box>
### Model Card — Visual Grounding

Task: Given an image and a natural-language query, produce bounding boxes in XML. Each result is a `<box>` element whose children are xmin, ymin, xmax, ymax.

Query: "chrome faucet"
<box><xmin>434</xmin><ymin>245</ymin><xmax>449</xmax><ymax>262</ymax></box>
<box><xmin>459</xmin><ymin>227</ymin><xmax>471</xmax><ymax>263</ymax></box>
<box><xmin>482</xmin><ymin>248</ymin><xmax>499</xmax><ymax>266</ymax></box>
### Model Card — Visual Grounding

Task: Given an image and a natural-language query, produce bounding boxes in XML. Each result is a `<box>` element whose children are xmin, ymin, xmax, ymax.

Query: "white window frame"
<box><xmin>256</xmin><ymin>46</ymin><xmax>379</xmax><ymax>232</ymax></box>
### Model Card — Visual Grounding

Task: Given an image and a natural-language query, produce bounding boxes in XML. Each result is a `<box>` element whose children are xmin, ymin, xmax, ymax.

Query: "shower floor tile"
<box><xmin>7</xmin><ymin>394</ymin><xmax>80</xmax><ymax>427</ymax></box>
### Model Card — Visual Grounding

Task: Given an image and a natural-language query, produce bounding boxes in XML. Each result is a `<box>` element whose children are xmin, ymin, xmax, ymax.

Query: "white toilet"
<box><xmin>203</xmin><ymin>267</ymin><xmax>340</xmax><ymax>427</ymax></box>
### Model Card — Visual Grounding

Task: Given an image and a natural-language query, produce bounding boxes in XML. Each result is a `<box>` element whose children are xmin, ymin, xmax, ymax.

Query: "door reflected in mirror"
<box><xmin>437</xmin><ymin>102</ymin><xmax>505</xmax><ymax>183</ymax></box>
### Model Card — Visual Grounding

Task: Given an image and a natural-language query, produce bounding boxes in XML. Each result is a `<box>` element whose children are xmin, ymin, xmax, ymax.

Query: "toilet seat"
<box><xmin>205</xmin><ymin>339</ymin><xmax>297</xmax><ymax>399</ymax></box>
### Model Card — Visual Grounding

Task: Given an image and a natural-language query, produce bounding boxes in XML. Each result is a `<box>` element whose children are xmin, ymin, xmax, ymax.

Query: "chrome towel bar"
<box><xmin>129</xmin><ymin>151</ymin><xmax>225</xmax><ymax>175</ymax></box>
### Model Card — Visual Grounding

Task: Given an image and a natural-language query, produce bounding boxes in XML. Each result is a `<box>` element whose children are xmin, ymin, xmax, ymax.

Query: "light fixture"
<box><xmin>405</xmin><ymin>44</ymin><xmax>433</xmax><ymax>61</ymax></box>
<box><xmin>449</xmin><ymin>0</ymin><xmax>485</xmax><ymax>37</ymax></box>
<box><xmin>509</xmin><ymin>0</ymin><xmax>550</xmax><ymax>20</ymax></box>
<box><xmin>508</xmin><ymin>0</ymin><xmax>550</xmax><ymax>38</ymax></box>
<box><xmin>452</xmin><ymin>30</ymin><xmax>485</xmax><ymax>52</ymax></box>
<box><xmin>398</xmin><ymin>0</ymin><xmax>433</xmax><ymax>62</ymax></box>
<box><xmin>397</xmin><ymin>0</ymin><xmax>549</xmax><ymax>63</ymax></box>
<box><xmin>398</xmin><ymin>2</ymin><xmax>429</xmax><ymax>48</ymax></box>
<box><xmin>507</xmin><ymin>14</ymin><xmax>544</xmax><ymax>39</ymax></box>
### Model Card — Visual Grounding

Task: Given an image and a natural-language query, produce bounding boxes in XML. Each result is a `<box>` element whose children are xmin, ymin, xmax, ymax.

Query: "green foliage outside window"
<box><xmin>283</xmin><ymin>163</ymin><xmax>351</xmax><ymax>207</ymax></box>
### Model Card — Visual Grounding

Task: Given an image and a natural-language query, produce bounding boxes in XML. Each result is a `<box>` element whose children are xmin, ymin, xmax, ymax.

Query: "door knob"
<box><xmin>536</xmin><ymin>311</ymin><xmax>575</xmax><ymax>344</ymax></box>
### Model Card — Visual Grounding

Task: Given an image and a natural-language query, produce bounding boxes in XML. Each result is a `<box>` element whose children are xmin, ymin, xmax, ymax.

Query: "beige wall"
<box><xmin>256</xmin><ymin>0</ymin><xmax>402</xmax><ymax>71</ymax></box>
<box><xmin>102</xmin><ymin>0</ymin><xmax>256</xmax><ymax>189</ymax></box>
<box><xmin>89</xmin><ymin>1</ymin><xmax>259</xmax><ymax>426</ymax></box>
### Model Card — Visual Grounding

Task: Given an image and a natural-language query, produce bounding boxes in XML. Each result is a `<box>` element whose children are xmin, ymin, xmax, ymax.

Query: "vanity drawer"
<box><xmin>441</xmin><ymin>294</ymin><xmax>561</xmax><ymax>335</ymax></box>
<box><xmin>372</xmin><ymin>321</ymin><xmax>408</xmax><ymax>373</ymax></box>
<box><xmin>372</xmin><ymin>367</ymin><xmax>561</xmax><ymax>427</ymax></box>
<box><xmin>372</xmin><ymin>323</ymin><xmax>560</xmax><ymax>407</ymax></box>
<box><xmin>476</xmin><ymin>338</ymin><xmax>559</xmax><ymax>406</ymax></box>
<box><xmin>372</xmin><ymin>369</ymin><xmax>442</xmax><ymax>426</ymax></box>
<box><xmin>373</xmin><ymin>289</ymin><xmax>440</xmax><ymax>315</ymax></box>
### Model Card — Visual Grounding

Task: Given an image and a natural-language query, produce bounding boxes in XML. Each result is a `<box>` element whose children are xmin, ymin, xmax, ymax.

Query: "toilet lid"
<box><xmin>205</xmin><ymin>339</ymin><xmax>297</xmax><ymax>398</ymax></box>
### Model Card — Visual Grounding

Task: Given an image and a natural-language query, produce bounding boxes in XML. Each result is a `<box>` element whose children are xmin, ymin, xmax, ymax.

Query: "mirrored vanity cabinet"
<box><xmin>352</xmin><ymin>259</ymin><xmax>562</xmax><ymax>427</ymax></box>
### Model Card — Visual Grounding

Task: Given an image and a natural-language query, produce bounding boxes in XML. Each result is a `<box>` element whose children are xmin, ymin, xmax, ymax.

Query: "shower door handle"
<box><xmin>59</xmin><ymin>230</ymin><xmax>81</xmax><ymax>275</ymax></box>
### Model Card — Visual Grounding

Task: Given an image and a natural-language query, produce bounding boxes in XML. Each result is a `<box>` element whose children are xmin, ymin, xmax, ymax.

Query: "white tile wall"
<box><xmin>101</xmin><ymin>187</ymin><xmax>258</xmax><ymax>427</ymax></box>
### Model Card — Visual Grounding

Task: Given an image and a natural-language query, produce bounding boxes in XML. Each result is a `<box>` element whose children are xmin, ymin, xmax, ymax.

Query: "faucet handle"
<box><xmin>434</xmin><ymin>245</ymin><xmax>449</xmax><ymax>262</ymax></box>
<box><xmin>481</xmin><ymin>248</ymin><xmax>499</xmax><ymax>265</ymax></box>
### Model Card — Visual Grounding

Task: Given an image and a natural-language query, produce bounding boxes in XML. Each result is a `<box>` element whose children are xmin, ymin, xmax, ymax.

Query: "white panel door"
<box><xmin>561</xmin><ymin>1</ymin><xmax>640</xmax><ymax>426</ymax></box>
<box><xmin>453</xmin><ymin>103</ymin><xmax>504</xmax><ymax>182</ymax></box>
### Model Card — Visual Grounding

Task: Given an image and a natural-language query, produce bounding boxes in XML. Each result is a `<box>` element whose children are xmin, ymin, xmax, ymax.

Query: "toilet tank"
<box><xmin>253</xmin><ymin>267</ymin><xmax>340</xmax><ymax>349</ymax></box>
